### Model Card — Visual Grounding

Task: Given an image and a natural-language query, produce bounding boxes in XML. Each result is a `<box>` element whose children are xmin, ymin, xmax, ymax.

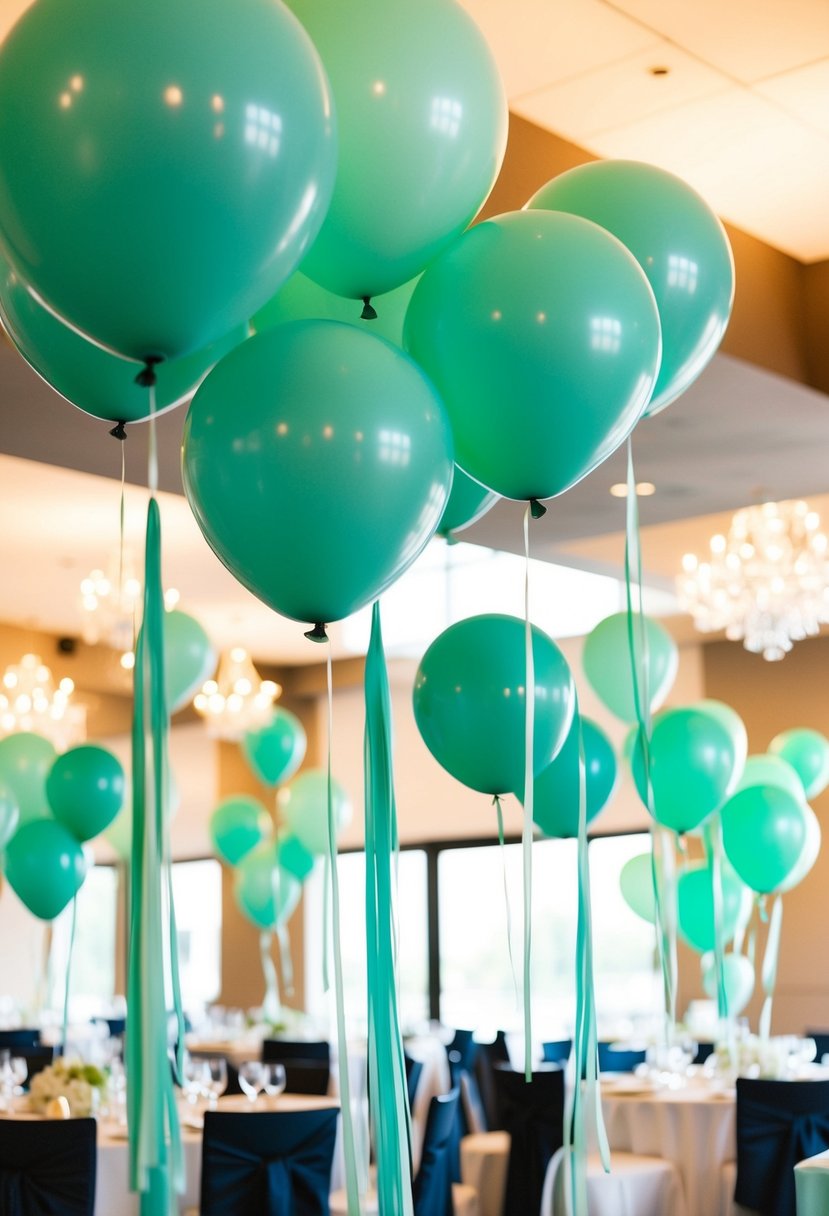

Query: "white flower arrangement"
<box><xmin>29</xmin><ymin>1058</ymin><xmax>108</xmax><ymax>1118</ymax></box>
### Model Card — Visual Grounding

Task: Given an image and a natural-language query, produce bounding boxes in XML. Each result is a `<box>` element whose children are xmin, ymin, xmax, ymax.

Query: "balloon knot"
<box><xmin>360</xmin><ymin>296</ymin><xmax>377</xmax><ymax>321</ymax></box>
<box><xmin>304</xmin><ymin>622</ymin><xmax>329</xmax><ymax>643</ymax></box>
<box><xmin>135</xmin><ymin>355</ymin><xmax>163</xmax><ymax>388</ymax></box>
<box><xmin>109</xmin><ymin>420</ymin><xmax>128</xmax><ymax>441</ymax></box>
<box><xmin>529</xmin><ymin>498</ymin><xmax>547</xmax><ymax>520</ymax></box>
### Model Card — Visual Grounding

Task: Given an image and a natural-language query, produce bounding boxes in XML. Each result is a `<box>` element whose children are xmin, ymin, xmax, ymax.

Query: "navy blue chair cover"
<box><xmin>542</xmin><ymin>1040</ymin><xmax>572</xmax><ymax>1065</ymax></box>
<box><xmin>493</xmin><ymin>1064</ymin><xmax>565</xmax><ymax>1216</ymax></box>
<box><xmin>806</xmin><ymin>1031</ymin><xmax>829</xmax><ymax>1062</ymax></box>
<box><xmin>0</xmin><ymin>1116</ymin><xmax>96</xmax><ymax>1216</ymax></box>
<box><xmin>489</xmin><ymin>1031</ymin><xmax>510</xmax><ymax>1064</ymax></box>
<box><xmin>200</xmin><ymin>1107</ymin><xmax>338</xmax><ymax>1216</ymax></box>
<box><xmin>405</xmin><ymin>1055</ymin><xmax>423</xmax><ymax>1109</ymax></box>
<box><xmin>0</xmin><ymin>1030</ymin><xmax>40</xmax><ymax>1052</ymax></box>
<box><xmin>734</xmin><ymin>1077</ymin><xmax>829</xmax><ymax>1216</ymax></box>
<box><xmin>693</xmin><ymin>1041</ymin><xmax>714</xmax><ymax>1065</ymax></box>
<box><xmin>598</xmin><ymin>1043</ymin><xmax>646</xmax><ymax>1072</ymax></box>
<box><xmin>262</xmin><ymin>1040</ymin><xmax>330</xmax><ymax>1065</ymax></box>
<box><xmin>280</xmin><ymin>1062</ymin><xmax>330</xmax><ymax>1097</ymax></box>
<box><xmin>19</xmin><ymin>1046</ymin><xmax>56</xmax><ymax>1089</ymax></box>
<box><xmin>474</xmin><ymin>1039</ymin><xmax>508</xmax><ymax>1132</ymax></box>
<box><xmin>446</xmin><ymin>1029</ymin><xmax>478</xmax><ymax>1073</ymax></box>
<box><xmin>412</xmin><ymin>1089</ymin><xmax>461</xmax><ymax>1216</ymax></box>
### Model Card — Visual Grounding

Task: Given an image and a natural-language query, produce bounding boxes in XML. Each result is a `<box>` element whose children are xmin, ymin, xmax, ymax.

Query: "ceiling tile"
<box><xmin>755</xmin><ymin>57</ymin><xmax>829</xmax><ymax>136</ymax></box>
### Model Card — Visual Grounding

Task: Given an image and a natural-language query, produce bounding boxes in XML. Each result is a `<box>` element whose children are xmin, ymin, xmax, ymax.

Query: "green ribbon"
<box><xmin>760</xmin><ymin>894</ymin><xmax>783</xmax><ymax>1040</ymax></box>
<box><xmin>703</xmin><ymin>817</ymin><xmax>729</xmax><ymax>1021</ymax></box>
<box><xmin>493</xmin><ymin>795</ymin><xmax>519</xmax><ymax>1005</ymax></box>
<box><xmin>260</xmin><ymin>931</ymin><xmax>281</xmax><ymax>1024</ymax></box>
<box><xmin>365</xmin><ymin>602</ymin><xmax>414</xmax><ymax>1216</ymax></box>
<box><xmin>276</xmin><ymin>921</ymin><xmax>294</xmax><ymax>1000</ymax></box>
<box><xmin>522</xmin><ymin>504</ymin><xmax>534</xmax><ymax>1082</ymax></box>
<box><xmin>62</xmin><ymin>895</ymin><xmax>77</xmax><ymax>1056</ymax></box>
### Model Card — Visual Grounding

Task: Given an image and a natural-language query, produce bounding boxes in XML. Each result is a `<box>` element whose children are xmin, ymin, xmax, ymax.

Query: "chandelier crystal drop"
<box><xmin>677</xmin><ymin>498</ymin><xmax>829</xmax><ymax>661</ymax></box>
<box><xmin>79</xmin><ymin>549</ymin><xmax>179</xmax><ymax>668</ymax></box>
<box><xmin>194</xmin><ymin>647</ymin><xmax>281</xmax><ymax>741</ymax></box>
<box><xmin>0</xmin><ymin>653</ymin><xmax>86</xmax><ymax>748</ymax></box>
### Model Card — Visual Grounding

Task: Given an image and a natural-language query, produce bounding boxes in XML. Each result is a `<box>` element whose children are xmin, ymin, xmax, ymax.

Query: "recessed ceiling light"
<box><xmin>609</xmin><ymin>482</ymin><xmax>656</xmax><ymax>498</ymax></box>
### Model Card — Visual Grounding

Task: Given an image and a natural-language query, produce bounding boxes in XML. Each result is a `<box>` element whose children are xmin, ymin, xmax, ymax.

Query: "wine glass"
<box><xmin>204</xmin><ymin>1058</ymin><xmax>228</xmax><ymax>1108</ymax></box>
<box><xmin>9</xmin><ymin>1057</ymin><xmax>27</xmax><ymax>1097</ymax></box>
<box><xmin>263</xmin><ymin>1063</ymin><xmax>286</xmax><ymax>1106</ymax></box>
<box><xmin>238</xmin><ymin>1061</ymin><xmax>265</xmax><ymax>1106</ymax></box>
<box><xmin>181</xmin><ymin>1053</ymin><xmax>208</xmax><ymax>1108</ymax></box>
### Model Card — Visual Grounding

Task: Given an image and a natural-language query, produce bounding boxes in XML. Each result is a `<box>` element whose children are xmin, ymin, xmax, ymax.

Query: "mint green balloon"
<box><xmin>183</xmin><ymin>321</ymin><xmax>454</xmax><ymax>626</ymax></box>
<box><xmin>242</xmin><ymin>709</ymin><xmax>307</xmax><ymax>789</ymax></box>
<box><xmin>518</xmin><ymin>715</ymin><xmax>617</xmax><ymax>839</ymax></box>
<box><xmin>527</xmin><ymin>160</ymin><xmax>734</xmax><ymax>416</ymax></box>
<box><xmin>702</xmin><ymin>952</ymin><xmax>754</xmax><ymax>1016</ymax></box>
<box><xmin>620</xmin><ymin>853</ymin><xmax>656</xmax><ymax>924</ymax></box>
<box><xmin>694</xmin><ymin>701</ymin><xmax>747</xmax><ymax>779</ymax></box>
<box><xmin>737</xmin><ymin>754</ymin><xmax>804</xmax><ymax>802</ymax></box>
<box><xmin>234</xmin><ymin>842</ymin><xmax>301</xmax><ymax>931</ymax></box>
<box><xmin>46</xmin><ymin>744</ymin><xmax>125</xmax><ymax>842</ymax></box>
<box><xmin>405</xmin><ymin>210</ymin><xmax>661</xmax><ymax>501</ymax></box>
<box><xmin>277</xmin><ymin>834</ymin><xmax>316</xmax><ymax>883</ymax></box>
<box><xmin>252</xmin><ymin>273</ymin><xmax>417</xmax><ymax>347</ymax></box>
<box><xmin>631</xmin><ymin>708</ymin><xmax>739</xmax><ymax>834</ymax></box>
<box><xmin>164</xmin><ymin>610</ymin><xmax>216</xmax><ymax>714</ymax></box>
<box><xmin>437</xmin><ymin>467</ymin><xmax>499</xmax><ymax>538</ymax></box>
<box><xmin>287</xmin><ymin>0</ymin><xmax>507</xmax><ymax>299</ymax></box>
<box><xmin>5</xmin><ymin>819</ymin><xmax>88</xmax><ymax>920</ymax></box>
<box><xmin>0</xmin><ymin>251</ymin><xmax>246</xmax><ymax>424</ymax></box>
<box><xmin>677</xmin><ymin>863</ymin><xmax>748</xmax><ymax>953</ymax></box>
<box><xmin>778</xmin><ymin>804</ymin><xmax>821</xmax><ymax>893</ymax></box>
<box><xmin>210</xmin><ymin>796</ymin><xmax>271</xmax><ymax>867</ymax></box>
<box><xmin>278</xmin><ymin>770</ymin><xmax>352</xmax><ymax>857</ymax></box>
<box><xmin>769</xmin><ymin>729</ymin><xmax>829</xmax><ymax>799</ymax></box>
<box><xmin>413</xmin><ymin>614</ymin><xmax>574</xmax><ymax>796</ymax></box>
<box><xmin>0</xmin><ymin>733</ymin><xmax>56</xmax><ymax>827</ymax></box>
<box><xmin>0</xmin><ymin>782</ymin><xmax>19</xmax><ymax>852</ymax></box>
<box><xmin>0</xmin><ymin>0</ymin><xmax>336</xmax><ymax>360</ymax></box>
<box><xmin>721</xmin><ymin>784</ymin><xmax>808</xmax><ymax>894</ymax></box>
<box><xmin>583</xmin><ymin>613</ymin><xmax>678</xmax><ymax>724</ymax></box>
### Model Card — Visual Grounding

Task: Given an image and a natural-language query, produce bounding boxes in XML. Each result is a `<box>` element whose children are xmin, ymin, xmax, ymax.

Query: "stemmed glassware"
<box><xmin>238</xmin><ymin>1061</ymin><xmax>265</xmax><ymax>1106</ymax></box>
<box><xmin>9</xmin><ymin>1057</ymin><xmax>27</xmax><ymax>1097</ymax></box>
<box><xmin>263</xmin><ymin>1063</ymin><xmax>286</xmax><ymax>1106</ymax></box>
<box><xmin>204</xmin><ymin>1058</ymin><xmax>228</xmax><ymax>1109</ymax></box>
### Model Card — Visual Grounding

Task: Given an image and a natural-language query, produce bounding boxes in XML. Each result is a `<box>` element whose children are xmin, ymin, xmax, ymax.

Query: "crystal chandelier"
<box><xmin>0</xmin><ymin>654</ymin><xmax>86</xmax><ymax>748</ymax></box>
<box><xmin>677</xmin><ymin>499</ymin><xmax>829</xmax><ymax>661</ymax></box>
<box><xmin>194</xmin><ymin>647</ymin><xmax>281</xmax><ymax>740</ymax></box>
<box><xmin>79</xmin><ymin>550</ymin><xmax>179</xmax><ymax>669</ymax></box>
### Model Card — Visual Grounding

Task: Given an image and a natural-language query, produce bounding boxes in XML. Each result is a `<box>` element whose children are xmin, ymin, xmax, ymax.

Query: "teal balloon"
<box><xmin>631</xmin><ymin>708</ymin><xmax>740</xmax><ymax>834</ymax></box>
<box><xmin>583</xmin><ymin>613</ymin><xmax>678</xmax><ymax>724</ymax></box>
<box><xmin>0</xmin><ymin>251</ymin><xmax>246</xmax><ymax>424</ymax></box>
<box><xmin>694</xmin><ymin>701</ymin><xmax>747</xmax><ymax>778</ymax></box>
<box><xmin>164</xmin><ymin>611</ymin><xmax>216</xmax><ymax>714</ymax></box>
<box><xmin>183</xmin><ymin>320</ymin><xmax>454</xmax><ymax>626</ymax></box>
<box><xmin>242</xmin><ymin>709</ymin><xmax>307</xmax><ymax>789</ymax></box>
<box><xmin>234</xmin><ymin>842</ymin><xmax>301</xmax><ymax>931</ymax></box>
<box><xmin>778</xmin><ymin>804</ymin><xmax>821</xmax><ymax>893</ymax></box>
<box><xmin>5</xmin><ymin>819</ymin><xmax>88</xmax><ymax>920</ymax></box>
<box><xmin>677</xmin><ymin>863</ymin><xmax>748</xmax><ymax>953</ymax></box>
<box><xmin>520</xmin><ymin>716</ymin><xmax>618</xmax><ymax>839</ymax></box>
<box><xmin>769</xmin><ymin>729</ymin><xmax>829</xmax><ymax>800</ymax></box>
<box><xmin>702</xmin><ymin>952</ymin><xmax>754</xmax><ymax>1016</ymax></box>
<box><xmin>277</xmin><ymin>834</ymin><xmax>316</xmax><ymax>883</ymax></box>
<box><xmin>404</xmin><ymin>210</ymin><xmax>661</xmax><ymax>502</ymax></box>
<box><xmin>736</xmin><ymin>754</ymin><xmax>805</xmax><ymax>802</ymax></box>
<box><xmin>722</xmin><ymin>784</ymin><xmax>809</xmax><ymax>894</ymax></box>
<box><xmin>287</xmin><ymin>0</ymin><xmax>507</xmax><ymax>299</ymax></box>
<box><xmin>45</xmin><ymin>744</ymin><xmax>125</xmax><ymax>842</ymax></box>
<box><xmin>252</xmin><ymin>273</ymin><xmax>417</xmax><ymax>348</ymax></box>
<box><xmin>278</xmin><ymin>770</ymin><xmax>353</xmax><ymax>857</ymax></box>
<box><xmin>437</xmin><ymin>467</ymin><xmax>499</xmax><ymax>539</ymax></box>
<box><xmin>210</xmin><ymin>796</ymin><xmax>271</xmax><ymax>867</ymax></box>
<box><xmin>527</xmin><ymin>160</ymin><xmax>734</xmax><ymax>416</ymax></box>
<box><xmin>0</xmin><ymin>782</ymin><xmax>19</xmax><ymax>851</ymax></box>
<box><xmin>620</xmin><ymin>853</ymin><xmax>656</xmax><ymax>924</ymax></box>
<box><xmin>0</xmin><ymin>733</ymin><xmax>57</xmax><ymax>827</ymax></box>
<box><xmin>413</xmin><ymin>614</ymin><xmax>574</xmax><ymax>796</ymax></box>
<box><xmin>0</xmin><ymin>0</ymin><xmax>336</xmax><ymax>361</ymax></box>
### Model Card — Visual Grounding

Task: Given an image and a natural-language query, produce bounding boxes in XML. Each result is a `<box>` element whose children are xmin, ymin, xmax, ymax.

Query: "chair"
<box><xmin>262</xmin><ymin>1039</ymin><xmax>331</xmax><ymax>1065</ymax></box>
<box><xmin>0</xmin><ymin>1030</ymin><xmax>40</xmax><ymax>1052</ymax></box>
<box><xmin>0</xmin><ymin>1116</ymin><xmax>96</xmax><ymax>1216</ymax></box>
<box><xmin>693</xmin><ymin>1041</ymin><xmax>715</xmax><ymax>1065</ymax></box>
<box><xmin>281</xmin><ymin>1061</ymin><xmax>330</xmax><ymax>1096</ymax></box>
<box><xmin>493</xmin><ymin>1064</ymin><xmax>565</xmax><ymax>1216</ymax></box>
<box><xmin>405</xmin><ymin>1054</ymin><xmax>424</xmax><ymax>1109</ymax></box>
<box><xmin>598</xmin><ymin>1042</ymin><xmax>647</xmax><ymax>1072</ymax></box>
<box><xmin>200</xmin><ymin>1107</ymin><xmax>338</xmax><ymax>1216</ymax></box>
<box><xmin>447</xmin><ymin>1030</ymin><xmax>478</xmax><ymax>1074</ymax></box>
<box><xmin>807</xmin><ymin>1031</ymin><xmax>829</xmax><ymax>1063</ymax></box>
<box><xmin>19</xmin><ymin>1045</ymin><xmax>56</xmax><ymax>1087</ymax></box>
<box><xmin>542</xmin><ymin>1040</ymin><xmax>572</xmax><ymax>1066</ymax></box>
<box><xmin>474</xmin><ymin>1038</ymin><xmax>509</xmax><ymax>1133</ymax></box>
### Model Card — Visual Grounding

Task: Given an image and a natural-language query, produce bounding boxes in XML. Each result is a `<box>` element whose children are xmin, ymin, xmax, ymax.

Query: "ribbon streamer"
<box><xmin>276</xmin><ymin>922</ymin><xmax>295</xmax><ymax>1000</ymax></box>
<box><xmin>61</xmin><ymin>896</ymin><xmax>77</xmax><ymax>1058</ymax></box>
<box><xmin>365</xmin><ymin>602</ymin><xmax>414</xmax><ymax>1216</ymax></box>
<box><xmin>759</xmin><ymin>894</ymin><xmax>783</xmax><ymax>1040</ymax></box>
<box><xmin>704</xmin><ymin>817</ymin><xmax>729</xmax><ymax>1020</ymax></box>
<box><xmin>260</xmin><ymin>931</ymin><xmax>281</xmax><ymax>1024</ymax></box>
<box><xmin>522</xmin><ymin>504</ymin><xmax>534</xmax><ymax>1082</ymax></box>
<box><xmin>493</xmin><ymin>795</ymin><xmax>519</xmax><ymax>1005</ymax></box>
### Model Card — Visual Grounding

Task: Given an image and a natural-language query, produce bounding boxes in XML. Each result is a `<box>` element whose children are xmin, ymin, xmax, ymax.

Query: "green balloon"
<box><xmin>721</xmin><ymin>784</ymin><xmax>808</xmax><ymax>894</ymax></box>
<box><xmin>242</xmin><ymin>709</ymin><xmax>307</xmax><ymax>789</ymax></box>
<box><xmin>778</xmin><ymin>804</ymin><xmax>821</xmax><ymax>893</ymax></box>
<box><xmin>0</xmin><ymin>0</ymin><xmax>336</xmax><ymax>361</ymax></box>
<box><xmin>164</xmin><ymin>610</ymin><xmax>216</xmax><ymax>714</ymax></box>
<box><xmin>702</xmin><ymin>952</ymin><xmax>754</xmax><ymax>1016</ymax></box>
<box><xmin>252</xmin><ymin>273</ymin><xmax>417</xmax><ymax>347</ymax></box>
<box><xmin>183</xmin><ymin>320</ymin><xmax>454</xmax><ymax>626</ymax></box>
<box><xmin>5</xmin><ymin>819</ymin><xmax>88</xmax><ymax>920</ymax></box>
<box><xmin>413</xmin><ymin>614</ymin><xmax>574</xmax><ymax>796</ymax></box>
<box><xmin>583</xmin><ymin>613</ymin><xmax>679</xmax><ymax>724</ymax></box>
<box><xmin>287</xmin><ymin>0</ymin><xmax>507</xmax><ymax>299</ymax></box>
<box><xmin>437</xmin><ymin>467</ymin><xmax>499</xmax><ymax>539</ymax></box>
<box><xmin>404</xmin><ymin>210</ymin><xmax>662</xmax><ymax>502</ymax></box>
<box><xmin>0</xmin><ymin>251</ymin><xmax>246</xmax><ymax>424</ymax></box>
<box><xmin>694</xmin><ymin>701</ymin><xmax>747</xmax><ymax>778</ymax></box>
<box><xmin>0</xmin><ymin>733</ymin><xmax>57</xmax><ymax>827</ymax></box>
<box><xmin>527</xmin><ymin>160</ymin><xmax>734</xmax><ymax>417</ymax></box>
<box><xmin>234</xmin><ymin>842</ymin><xmax>302</xmax><ymax>930</ymax></box>
<box><xmin>519</xmin><ymin>716</ymin><xmax>617</xmax><ymax>839</ymax></box>
<box><xmin>277</xmin><ymin>834</ymin><xmax>316</xmax><ymax>883</ymax></box>
<box><xmin>619</xmin><ymin>853</ymin><xmax>656</xmax><ymax>924</ymax></box>
<box><xmin>0</xmin><ymin>782</ymin><xmax>19</xmax><ymax>851</ymax></box>
<box><xmin>210</xmin><ymin>796</ymin><xmax>270</xmax><ymax>867</ymax></box>
<box><xmin>769</xmin><ymin>729</ymin><xmax>829</xmax><ymax>800</ymax></box>
<box><xmin>677</xmin><ymin>863</ymin><xmax>749</xmax><ymax>953</ymax></box>
<box><xmin>736</xmin><ymin>754</ymin><xmax>804</xmax><ymax>802</ymax></box>
<box><xmin>631</xmin><ymin>708</ymin><xmax>739</xmax><ymax>834</ymax></box>
<box><xmin>278</xmin><ymin>770</ymin><xmax>353</xmax><ymax>857</ymax></box>
<box><xmin>46</xmin><ymin>744</ymin><xmax>125</xmax><ymax>842</ymax></box>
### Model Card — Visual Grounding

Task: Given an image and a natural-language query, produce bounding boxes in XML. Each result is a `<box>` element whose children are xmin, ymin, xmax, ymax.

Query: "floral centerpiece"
<box><xmin>29</xmin><ymin>1059</ymin><xmax>108</xmax><ymax>1117</ymax></box>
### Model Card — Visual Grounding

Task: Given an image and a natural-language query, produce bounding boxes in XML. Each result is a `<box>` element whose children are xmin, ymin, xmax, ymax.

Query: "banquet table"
<box><xmin>795</xmin><ymin>1146</ymin><xmax>829</xmax><ymax>1215</ymax></box>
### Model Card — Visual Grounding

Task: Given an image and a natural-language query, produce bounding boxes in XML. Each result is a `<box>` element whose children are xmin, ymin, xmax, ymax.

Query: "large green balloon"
<box><xmin>0</xmin><ymin>252</ymin><xmax>246</xmax><ymax>424</ymax></box>
<box><xmin>242</xmin><ymin>709</ymin><xmax>307</xmax><ymax>789</ymax></box>
<box><xmin>210</xmin><ymin>796</ymin><xmax>271</xmax><ymax>867</ymax></box>
<box><xmin>631</xmin><ymin>708</ymin><xmax>740</xmax><ymax>834</ymax></box>
<box><xmin>702</xmin><ymin>952</ymin><xmax>754</xmax><ymax>1016</ymax></box>
<box><xmin>769</xmin><ymin>729</ymin><xmax>829</xmax><ymax>800</ymax></box>
<box><xmin>5</xmin><ymin>819</ymin><xmax>88</xmax><ymax>920</ymax></box>
<box><xmin>234</xmin><ymin>842</ymin><xmax>301</xmax><ymax>931</ymax></box>
<box><xmin>437</xmin><ymin>468</ymin><xmax>499</xmax><ymax>539</ymax></box>
<box><xmin>582</xmin><ymin>613</ymin><xmax>678</xmax><ymax>724</ymax></box>
<box><xmin>736</xmin><ymin>754</ymin><xmax>804</xmax><ymax>802</ymax></box>
<box><xmin>183</xmin><ymin>321</ymin><xmax>454</xmax><ymax>627</ymax></box>
<box><xmin>518</xmin><ymin>715</ymin><xmax>617</xmax><ymax>839</ymax></box>
<box><xmin>287</xmin><ymin>0</ymin><xmax>507</xmax><ymax>299</ymax></box>
<box><xmin>527</xmin><ymin>160</ymin><xmax>734</xmax><ymax>416</ymax></box>
<box><xmin>404</xmin><ymin>210</ymin><xmax>661</xmax><ymax>502</ymax></box>
<box><xmin>46</xmin><ymin>744</ymin><xmax>125</xmax><ymax>842</ymax></box>
<box><xmin>413</xmin><ymin>614</ymin><xmax>574</xmax><ymax>796</ymax></box>
<box><xmin>0</xmin><ymin>781</ymin><xmax>19</xmax><ymax>851</ymax></box>
<box><xmin>252</xmin><ymin>273</ymin><xmax>417</xmax><ymax>347</ymax></box>
<box><xmin>278</xmin><ymin>770</ymin><xmax>353</xmax><ymax>857</ymax></box>
<box><xmin>0</xmin><ymin>733</ymin><xmax>56</xmax><ymax>827</ymax></box>
<box><xmin>164</xmin><ymin>611</ymin><xmax>216</xmax><ymax>714</ymax></box>
<box><xmin>721</xmin><ymin>784</ymin><xmax>808</xmax><ymax>894</ymax></box>
<box><xmin>0</xmin><ymin>0</ymin><xmax>336</xmax><ymax>361</ymax></box>
<box><xmin>677</xmin><ymin>863</ymin><xmax>750</xmax><ymax>954</ymax></box>
<box><xmin>778</xmin><ymin>804</ymin><xmax>821</xmax><ymax>893</ymax></box>
<box><xmin>619</xmin><ymin>853</ymin><xmax>656</xmax><ymax>924</ymax></box>
<box><xmin>277</xmin><ymin>834</ymin><xmax>316</xmax><ymax>883</ymax></box>
<box><xmin>694</xmin><ymin>701</ymin><xmax>747</xmax><ymax>778</ymax></box>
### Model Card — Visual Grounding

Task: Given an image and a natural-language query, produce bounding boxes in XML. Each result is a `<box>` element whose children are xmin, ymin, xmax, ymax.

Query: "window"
<box><xmin>172</xmin><ymin>859</ymin><xmax>222</xmax><ymax>1013</ymax></box>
